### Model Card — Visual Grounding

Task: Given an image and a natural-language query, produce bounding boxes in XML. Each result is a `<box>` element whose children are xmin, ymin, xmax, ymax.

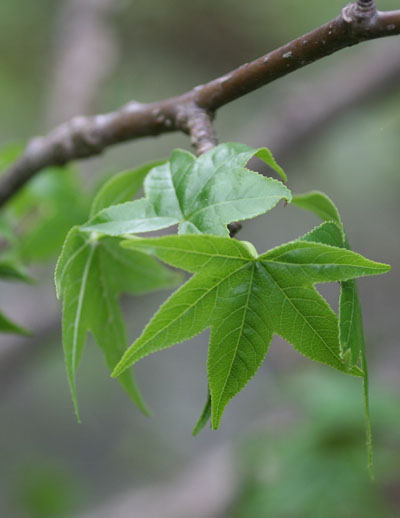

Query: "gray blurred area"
<box><xmin>0</xmin><ymin>0</ymin><xmax>399</xmax><ymax>516</ymax></box>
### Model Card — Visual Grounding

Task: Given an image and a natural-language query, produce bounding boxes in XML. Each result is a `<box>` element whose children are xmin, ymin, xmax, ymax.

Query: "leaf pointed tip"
<box><xmin>72</xmin><ymin>395</ymin><xmax>81</xmax><ymax>424</ymax></box>
<box><xmin>210</xmin><ymin>409</ymin><xmax>222</xmax><ymax>431</ymax></box>
<box><xmin>142</xmin><ymin>406</ymin><xmax>153</xmax><ymax>418</ymax></box>
<box><xmin>111</xmin><ymin>363</ymin><xmax>126</xmax><ymax>379</ymax></box>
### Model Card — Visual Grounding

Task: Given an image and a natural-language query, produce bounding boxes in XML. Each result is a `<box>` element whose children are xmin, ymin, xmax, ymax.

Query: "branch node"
<box><xmin>342</xmin><ymin>2</ymin><xmax>377</xmax><ymax>28</ymax></box>
<box><xmin>177</xmin><ymin>104</ymin><xmax>217</xmax><ymax>156</ymax></box>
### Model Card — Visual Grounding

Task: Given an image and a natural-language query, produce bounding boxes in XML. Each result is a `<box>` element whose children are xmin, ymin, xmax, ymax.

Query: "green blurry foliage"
<box><xmin>232</xmin><ymin>371</ymin><xmax>400</xmax><ymax>518</ymax></box>
<box><xmin>10</xmin><ymin>461</ymin><xmax>83</xmax><ymax>518</ymax></box>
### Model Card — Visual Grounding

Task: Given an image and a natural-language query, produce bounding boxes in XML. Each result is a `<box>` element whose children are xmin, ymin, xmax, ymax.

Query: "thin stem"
<box><xmin>181</xmin><ymin>105</ymin><xmax>218</xmax><ymax>156</ymax></box>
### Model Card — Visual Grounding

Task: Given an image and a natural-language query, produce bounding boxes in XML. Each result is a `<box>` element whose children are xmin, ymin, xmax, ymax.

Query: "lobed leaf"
<box><xmin>55</xmin><ymin>156</ymin><xmax>185</xmax><ymax>418</ymax></box>
<box><xmin>113</xmin><ymin>233</ymin><xmax>389</xmax><ymax>429</ymax></box>
<box><xmin>55</xmin><ymin>227</ymin><xmax>180</xmax><ymax>419</ymax></box>
<box><xmin>83</xmin><ymin>143</ymin><xmax>291</xmax><ymax>237</ymax></box>
<box><xmin>292</xmin><ymin>190</ymin><xmax>382</xmax><ymax>475</ymax></box>
<box><xmin>293</xmin><ymin>191</ymin><xmax>368</xmax><ymax>367</ymax></box>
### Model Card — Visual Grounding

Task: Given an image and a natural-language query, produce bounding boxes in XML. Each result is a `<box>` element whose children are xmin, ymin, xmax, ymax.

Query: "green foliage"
<box><xmin>11</xmin><ymin>461</ymin><xmax>83</xmax><ymax>518</ymax></box>
<box><xmin>192</xmin><ymin>391</ymin><xmax>212</xmax><ymax>436</ymax></box>
<box><xmin>49</xmin><ymin>142</ymin><xmax>390</xmax><ymax>439</ymax></box>
<box><xmin>293</xmin><ymin>191</ymin><xmax>363</xmax><ymax>366</ymax></box>
<box><xmin>113</xmin><ymin>232</ymin><xmax>388</xmax><ymax>428</ymax></box>
<box><xmin>293</xmin><ymin>190</ymin><xmax>375</xmax><ymax>473</ymax></box>
<box><xmin>0</xmin><ymin>243</ymin><xmax>31</xmax><ymax>335</ymax></box>
<box><xmin>232</xmin><ymin>370</ymin><xmax>400</xmax><ymax>518</ymax></box>
<box><xmin>55</xmin><ymin>164</ymin><xmax>181</xmax><ymax>419</ymax></box>
<box><xmin>0</xmin><ymin>311</ymin><xmax>29</xmax><ymax>335</ymax></box>
<box><xmin>0</xmin><ymin>254</ymin><xmax>31</xmax><ymax>282</ymax></box>
<box><xmin>8</xmin><ymin>167</ymin><xmax>89</xmax><ymax>262</ymax></box>
<box><xmin>83</xmin><ymin>143</ymin><xmax>290</xmax><ymax>237</ymax></box>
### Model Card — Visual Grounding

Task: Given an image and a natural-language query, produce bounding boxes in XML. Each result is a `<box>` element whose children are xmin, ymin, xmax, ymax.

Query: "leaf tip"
<box><xmin>72</xmin><ymin>395</ymin><xmax>81</xmax><ymax>424</ymax></box>
<box><xmin>111</xmin><ymin>363</ymin><xmax>126</xmax><ymax>378</ymax></box>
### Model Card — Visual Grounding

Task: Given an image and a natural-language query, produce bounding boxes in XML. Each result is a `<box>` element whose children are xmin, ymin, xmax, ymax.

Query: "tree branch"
<box><xmin>254</xmin><ymin>42</ymin><xmax>400</xmax><ymax>162</ymax></box>
<box><xmin>1</xmin><ymin>2</ymin><xmax>400</xmax><ymax>206</ymax></box>
<box><xmin>180</xmin><ymin>105</ymin><xmax>217</xmax><ymax>156</ymax></box>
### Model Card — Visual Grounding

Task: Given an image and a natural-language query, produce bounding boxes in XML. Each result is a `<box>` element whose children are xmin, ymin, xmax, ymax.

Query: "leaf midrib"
<box><xmin>213</xmin><ymin>262</ymin><xmax>256</xmax><ymax>423</ymax></box>
<box><xmin>121</xmin><ymin>262</ymin><xmax>249</xmax><ymax>365</ymax></box>
<box><xmin>71</xmin><ymin>242</ymin><xmax>96</xmax><ymax>372</ymax></box>
<box><xmin>127</xmin><ymin>243</ymin><xmax>252</xmax><ymax>263</ymax></box>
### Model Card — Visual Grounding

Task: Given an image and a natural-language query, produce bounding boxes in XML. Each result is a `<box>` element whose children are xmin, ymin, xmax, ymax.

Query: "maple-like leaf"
<box><xmin>55</xmin><ymin>228</ymin><xmax>180</xmax><ymax>419</ymax></box>
<box><xmin>293</xmin><ymin>191</ymin><xmax>363</xmax><ymax>368</ymax></box>
<box><xmin>293</xmin><ymin>190</ymin><xmax>378</xmax><ymax>473</ymax></box>
<box><xmin>112</xmin><ymin>233</ymin><xmax>390</xmax><ymax>429</ymax></box>
<box><xmin>55</xmin><ymin>161</ymin><xmax>181</xmax><ymax>420</ymax></box>
<box><xmin>83</xmin><ymin>143</ymin><xmax>290</xmax><ymax>237</ymax></box>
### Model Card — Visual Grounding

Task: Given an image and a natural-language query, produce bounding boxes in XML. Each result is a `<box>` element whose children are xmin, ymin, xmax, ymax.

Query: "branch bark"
<box><xmin>1</xmin><ymin>2</ymin><xmax>400</xmax><ymax>206</ymax></box>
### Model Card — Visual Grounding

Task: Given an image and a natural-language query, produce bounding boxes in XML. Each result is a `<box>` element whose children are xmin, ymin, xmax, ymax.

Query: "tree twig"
<box><xmin>253</xmin><ymin>42</ymin><xmax>400</xmax><ymax>162</ymax></box>
<box><xmin>1</xmin><ymin>2</ymin><xmax>400</xmax><ymax>206</ymax></box>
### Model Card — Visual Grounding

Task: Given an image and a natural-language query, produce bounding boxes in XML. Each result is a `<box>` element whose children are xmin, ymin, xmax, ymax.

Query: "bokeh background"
<box><xmin>0</xmin><ymin>1</ymin><xmax>399</xmax><ymax>516</ymax></box>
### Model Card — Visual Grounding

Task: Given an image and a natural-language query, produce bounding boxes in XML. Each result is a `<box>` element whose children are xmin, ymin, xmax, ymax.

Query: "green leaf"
<box><xmin>192</xmin><ymin>390</ymin><xmax>211</xmax><ymax>436</ymax></box>
<box><xmin>0</xmin><ymin>311</ymin><xmax>29</xmax><ymax>335</ymax></box>
<box><xmin>292</xmin><ymin>191</ymin><xmax>342</xmax><ymax>230</ymax></box>
<box><xmin>55</xmin><ymin>227</ymin><xmax>180</xmax><ymax>420</ymax></box>
<box><xmin>292</xmin><ymin>190</ymin><xmax>378</xmax><ymax>475</ymax></box>
<box><xmin>0</xmin><ymin>255</ymin><xmax>32</xmax><ymax>283</ymax></box>
<box><xmin>0</xmin><ymin>233</ymin><xmax>32</xmax><ymax>336</ymax></box>
<box><xmin>83</xmin><ymin>143</ymin><xmax>291</xmax><ymax>237</ymax></box>
<box><xmin>299</xmin><ymin>221</ymin><xmax>344</xmax><ymax>248</ymax></box>
<box><xmin>113</xmin><ymin>233</ymin><xmax>389</xmax><ymax>429</ymax></box>
<box><xmin>293</xmin><ymin>191</ymin><xmax>367</xmax><ymax>366</ymax></box>
<box><xmin>90</xmin><ymin>160</ymin><xmax>164</xmax><ymax>216</ymax></box>
<box><xmin>8</xmin><ymin>167</ymin><xmax>89</xmax><ymax>262</ymax></box>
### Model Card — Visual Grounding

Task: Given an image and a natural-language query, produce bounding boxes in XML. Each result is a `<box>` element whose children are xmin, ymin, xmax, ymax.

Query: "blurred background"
<box><xmin>0</xmin><ymin>0</ymin><xmax>399</xmax><ymax>516</ymax></box>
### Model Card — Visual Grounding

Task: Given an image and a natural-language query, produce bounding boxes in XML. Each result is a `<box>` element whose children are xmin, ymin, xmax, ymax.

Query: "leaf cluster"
<box><xmin>54</xmin><ymin>142</ymin><xmax>390</xmax><ymax>439</ymax></box>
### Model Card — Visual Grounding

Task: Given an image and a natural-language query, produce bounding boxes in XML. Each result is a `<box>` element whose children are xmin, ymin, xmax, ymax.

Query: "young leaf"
<box><xmin>55</xmin><ymin>227</ymin><xmax>180</xmax><ymax>420</ymax></box>
<box><xmin>292</xmin><ymin>191</ymin><xmax>342</xmax><ymax>230</ymax></box>
<box><xmin>83</xmin><ymin>143</ymin><xmax>291</xmax><ymax>237</ymax></box>
<box><xmin>113</xmin><ymin>234</ymin><xmax>389</xmax><ymax>429</ymax></box>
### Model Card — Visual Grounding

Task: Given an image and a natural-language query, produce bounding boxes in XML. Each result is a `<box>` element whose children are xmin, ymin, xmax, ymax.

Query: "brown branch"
<box><xmin>181</xmin><ymin>105</ymin><xmax>218</xmax><ymax>156</ymax></box>
<box><xmin>1</xmin><ymin>2</ymin><xmax>400</xmax><ymax>207</ymax></box>
<box><xmin>254</xmin><ymin>42</ymin><xmax>400</xmax><ymax>162</ymax></box>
